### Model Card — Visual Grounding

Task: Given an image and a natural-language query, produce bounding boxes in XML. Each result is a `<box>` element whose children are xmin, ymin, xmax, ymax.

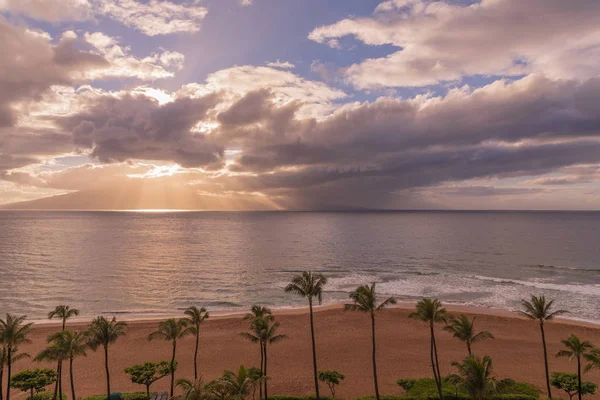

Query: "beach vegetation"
<box><xmin>443</xmin><ymin>316</ymin><xmax>494</xmax><ymax>356</ymax></box>
<box><xmin>518</xmin><ymin>296</ymin><xmax>567</xmax><ymax>400</ymax></box>
<box><xmin>556</xmin><ymin>335</ymin><xmax>594</xmax><ymax>400</ymax></box>
<box><xmin>124</xmin><ymin>361</ymin><xmax>173</xmax><ymax>399</ymax></box>
<box><xmin>10</xmin><ymin>368</ymin><xmax>56</xmax><ymax>400</ymax></box>
<box><xmin>285</xmin><ymin>271</ymin><xmax>328</xmax><ymax>400</ymax></box>
<box><xmin>396</xmin><ymin>380</ymin><xmax>416</xmax><ymax>393</ymax></box>
<box><xmin>0</xmin><ymin>314</ymin><xmax>34</xmax><ymax>400</ymax></box>
<box><xmin>1</xmin><ymin>346</ymin><xmax>30</xmax><ymax>400</ymax></box>
<box><xmin>174</xmin><ymin>378</ymin><xmax>213</xmax><ymax>400</ymax></box>
<box><xmin>409</xmin><ymin>299</ymin><xmax>447</xmax><ymax>400</ymax></box>
<box><xmin>240</xmin><ymin>312</ymin><xmax>287</xmax><ymax>400</ymax></box>
<box><xmin>550</xmin><ymin>372</ymin><xmax>596</xmax><ymax>400</ymax></box>
<box><xmin>83</xmin><ymin>393</ymin><xmax>147</xmax><ymax>400</ymax></box>
<box><xmin>242</xmin><ymin>306</ymin><xmax>273</xmax><ymax>400</ymax></box>
<box><xmin>318</xmin><ymin>370</ymin><xmax>345</xmax><ymax>399</ymax></box>
<box><xmin>345</xmin><ymin>283</ymin><xmax>396</xmax><ymax>400</ymax></box>
<box><xmin>87</xmin><ymin>316</ymin><xmax>127</xmax><ymax>400</ymax></box>
<box><xmin>184</xmin><ymin>307</ymin><xmax>210</xmax><ymax>381</ymax></box>
<box><xmin>148</xmin><ymin>318</ymin><xmax>191</xmax><ymax>397</ymax></box>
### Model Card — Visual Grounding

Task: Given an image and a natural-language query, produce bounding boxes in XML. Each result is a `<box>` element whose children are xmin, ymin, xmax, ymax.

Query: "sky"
<box><xmin>0</xmin><ymin>0</ymin><xmax>600</xmax><ymax>210</ymax></box>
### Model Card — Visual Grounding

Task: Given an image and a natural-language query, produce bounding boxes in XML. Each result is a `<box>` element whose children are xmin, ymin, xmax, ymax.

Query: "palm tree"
<box><xmin>284</xmin><ymin>271</ymin><xmax>328</xmax><ymax>400</ymax></box>
<box><xmin>241</xmin><ymin>315</ymin><xmax>287</xmax><ymax>400</ymax></box>
<box><xmin>345</xmin><ymin>283</ymin><xmax>396</xmax><ymax>400</ymax></box>
<box><xmin>148</xmin><ymin>318</ymin><xmax>191</xmax><ymax>397</ymax></box>
<box><xmin>519</xmin><ymin>295</ymin><xmax>567</xmax><ymax>400</ymax></box>
<box><xmin>47</xmin><ymin>306</ymin><xmax>79</xmax><ymax>400</ymax></box>
<box><xmin>34</xmin><ymin>337</ymin><xmax>69</xmax><ymax>400</ymax></box>
<box><xmin>87</xmin><ymin>316</ymin><xmax>128</xmax><ymax>400</ymax></box>
<box><xmin>220</xmin><ymin>365</ymin><xmax>260</xmax><ymax>400</ymax></box>
<box><xmin>0</xmin><ymin>314</ymin><xmax>33</xmax><ymax>400</ymax></box>
<box><xmin>174</xmin><ymin>378</ymin><xmax>212</xmax><ymax>400</ymax></box>
<box><xmin>242</xmin><ymin>306</ymin><xmax>273</xmax><ymax>400</ymax></box>
<box><xmin>409</xmin><ymin>299</ymin><xmax>447</xmax><ymax>400</ymax></box>
<box><xmin>184</xmin><ymin>306</ymin><xmax>209</xmax><ymax>381</ymax></box>
<box><xmin>444</xmin><ymin>315</ymin><xmax>494</xmax><ymax>356</ymax></box>
<box><xmin>556</xmin><ymin>334</ymin><xmax>594</xmax><ymax>400</ymax></box>
<box><xmin>585</xmin><ymin>348</ymin><xmax>600</xmax><ymax>373</ymax></box>
<box><xmin>0</xmin><ymin>347</ymin><xmax>30</xmax><ymax>400</ymax></box>
<box><xmin>41</xmin><ymin>330</ymin><xmax>88</xmax><ymax>400</ymax></box>
<box><xmin>451</xmin><ymin>355</ymin><xmax>496</xmax><ymax>400</ymax></box>
<box><xmin>48</xmin><ymin>306</ymin><xmax>80</xmax><ymax>331</ymax></box>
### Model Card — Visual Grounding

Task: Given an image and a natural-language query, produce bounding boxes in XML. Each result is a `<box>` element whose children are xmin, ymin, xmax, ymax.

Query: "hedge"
<box><xmin>269</xmin><ymin>397</ymin><xmax>333</xmax><ymax>400</ymax></box>
<box><xmin>33</xmin><ymin>393</ymin><xmax>68</xmax><ymax>400</ymax></box>
<box><xmin>82</xmin><ymin>392</ymin><xmax>148</xmax><ymax>400</ymax></box>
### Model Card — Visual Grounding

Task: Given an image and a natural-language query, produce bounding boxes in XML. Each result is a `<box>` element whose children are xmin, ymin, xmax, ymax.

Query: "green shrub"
<box><xmin>33</xmin><ymin>392</ymin><xmax>68</xmax><ymax>400</ymax></box>
<box><xmin>496</xmin><ymin>380</ymin><xmax>540</xmax><ymax>398</ymax></box>
<box><xmin>269</xmin><ymin>396</ymin><xmax>333</xmax><ymax>400</ymax></box>
<box><xmin>82</xmin><ymin>392</ymin><xmax>148</xmax><ymax>400</ymax></box>
<box><xmin>492</xmin><ymin>395</ymin><xmax>538</xmax><ymax>400</ymax></box>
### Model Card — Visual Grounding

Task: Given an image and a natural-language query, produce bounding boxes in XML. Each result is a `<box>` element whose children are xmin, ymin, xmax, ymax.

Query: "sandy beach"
<box><xmin>8</xmin><ymin>305</ymin><xmax>600</xmax><ymax>400</ymax></box>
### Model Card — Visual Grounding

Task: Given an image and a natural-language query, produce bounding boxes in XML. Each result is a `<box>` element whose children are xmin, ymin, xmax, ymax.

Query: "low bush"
<box><xmin>82</xmin><ymin>392</ymin><xmax>148</xmax><ymax>400</ymax></box>
<box><xmin>33</xmin><ymin>392</ymin><xmax>68</xmax><ymax>400</ymax></box>
<box><xmin>496</xmin><ymin>380</ymin><xmax>540</xmax><ymax>398</ymax></box>
<box><xmin>269</xmin><ymin>396</ymin><xmax>333</xmax><ymax>400</ymax></box>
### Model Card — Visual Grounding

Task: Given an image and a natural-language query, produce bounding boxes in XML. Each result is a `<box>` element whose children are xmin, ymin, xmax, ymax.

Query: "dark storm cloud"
<box><xmin>59</xmin><ymin>93</ymin><xmax>224</xmax><ymax>168</ymax></box>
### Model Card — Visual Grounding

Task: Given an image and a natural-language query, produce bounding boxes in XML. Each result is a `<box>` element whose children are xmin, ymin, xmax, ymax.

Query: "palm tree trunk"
<box><xmin>69</xmin><ymin>356</ymin><xmax>76</xmax><ymax>400</ymax></box>
<box><xmin>371</xmin><ymin>314</ymin><xmax>380</xmax><ymax>400</ymax></box>
<box><xmin>577</xmin><ymin>356</ymin><xmax>582</xmax><ymax>400</ymax></box>
<box><xmin>53</xmin><ymin>361</ymin><xmax>60</xmax><ymax>400</ymax></box>
<box><xmin>429</xmin><ymin>327</ymin><xmax>438</xmax><ymax>387</ymax></box>
<box><xmin>263</xmin><ymin>344</ymin><xmax>268</xmax><ymax>400</ymax></box>
<box><xmin>467</xmin><ymin>342</ymin><xmax>472</xmax><ymax>356</ymax></box>
<box><xmin>259</xmin><ymin>344</ymin><xmax>264</xmax><ymax>400</ymax></box>
<box><xmin>430</xmin><ymin>325</ymin><xmax>444</xmax><ymax>400</ymax></box>
<box><xmin>194</xmin><ymin>328</ymin><xmax>199</xmax><ymax>381</ymax></box>
<box><xmin>59</xmin><ymin>361</ymin><xmax>64</xmax><ymax>400</ymax></box>
<box><xmin>540</xmin><ymin>322</ymin><xmax>553</xmax><ymax>400</ymax></box>
<box><xmin>170</xmin><ymin>340</ymin><xmax>177</xmax><ymax>397</ymax></box>
<box><xmin>6</xmin><ymin>346</ymin><xmax>12</xmax><ymax>400</ymax></box>
<box><xmin>104</xmin><ymin>345</ymin><xmax>111</xmax><ymax>400</ymax></box>
<box><xmin>309</xmin><ymin>300</ymin><xmax>321</xmax><ymax>400</ymax></box>
<box><xmin>1</xmin><ymin>365</ymin><xmax>4</xmax><ymax>400</ymax></box>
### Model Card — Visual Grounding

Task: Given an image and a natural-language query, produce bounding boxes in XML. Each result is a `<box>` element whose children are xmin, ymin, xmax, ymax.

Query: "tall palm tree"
<box><xmin>519</xmin><ymin>295</ymin><xmax>567</xmax><ymax>400</ymax></box>
<box><xmin>47</xmin><ymin>306</ymin><xmax>79</xmax><ymax>400</ymax></box>
<box><xmin>0</xmin><ymin>347</ymin><xmax>30</xmax><ymax>400</ymax></box>
<box><xmin>345</xmin><ymin>283</ymin><xmax>396</xmax><ymax>400</ymax></box>
<box><xmin>0</xmin><ymin>314</ymin><xmax>33</xmax><ymax>400</ymax></box>
<box><xmin>34</xmin><ymin>337</ymin><xmax>69</xmax><ymax>400</ymax></box>
<box><xmin>39</xmin><ymin>330</ymin><xmax>87</xmax><ymax>400</ymax></box>
<box><xmin>556</xmin><ymin>335</ymin><xmax>594</xmax><ymax>400</ymax></box>
<box><xmin>148</xmin><ymin>318</ymin><xmax>191</xmax><ymax>397</ymax></box>
<box><xmin>284</xmin><ymin>271</ymin><xmax>328</xmax><ymax>400</ymax></box>
<box><xmin>184</xmin><ymin>307</ymin><xmax>209</xmax><ymax>381</ymax></box>
<box><xmin>87</xmin><ymin>316</ymin><xmax>128</xmax><ymax>400</ymax></box>
<box><xmin>451</xmin><ymin>355</ymin><xmax>496</xmax><ymax>400</ymax></box>
<box><xmin>409</xmin><ymin>299</ymin><xmax>447</xmax><ymax>400</ymax></box>
<box><xmin>444</xmin><ymin>315</ymin><xmax>494</xmax><ymax>356</ymax></box>
<box><xmin>242</xmin><ymin>306</ymin><xmax>273</xmax><ymax>400</ymax></box>
<box><xmin>48</xmin><ymin>306</ymin><xmax>80</xmax><ymax>331</ymax></box>
<box><xmin>241</xmin><ymin>315</ymin><xmax>287</xmax><ymax>400</ymax></box>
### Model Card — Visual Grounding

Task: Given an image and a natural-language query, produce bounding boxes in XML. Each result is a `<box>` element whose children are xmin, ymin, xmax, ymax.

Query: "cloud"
<box><xmin>58</xmin><ymin>92</ymin><xmax>224</xmax><ymax>168</ymax></box>
<box><xmin>309</xmin><ymin>0</ymin><xmax>600</xmax><ymax>89</ymax></box>
<box><xmin>266</xmin><ymin>61</ymin><xmax>295</xmax><ymax>69</ymax></box>
<box><xmin>95</xmin><ymin>0</ymin><xmax>208</xmax><ymax>36</ymax></box>
<box><xmin>0</xmin><ymin>0</ymin><xmax>208</xmax><ymax>36</ymax></box>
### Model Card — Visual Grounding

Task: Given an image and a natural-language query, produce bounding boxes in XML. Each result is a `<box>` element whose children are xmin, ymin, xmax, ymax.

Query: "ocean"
<box><xmin>0</xmin><ymin>210</ymin><xmax>599</xmax><ymax>322</ymax></box>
